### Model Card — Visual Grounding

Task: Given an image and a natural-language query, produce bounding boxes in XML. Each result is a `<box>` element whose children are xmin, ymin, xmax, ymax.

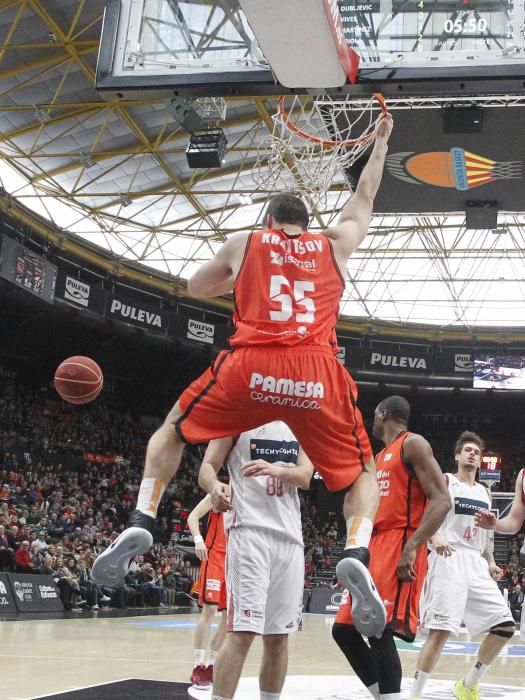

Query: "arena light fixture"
<box><xmin>186</xmin><ymin>129</ymin><xmax>227</xmax><ymax>169</ymax></box>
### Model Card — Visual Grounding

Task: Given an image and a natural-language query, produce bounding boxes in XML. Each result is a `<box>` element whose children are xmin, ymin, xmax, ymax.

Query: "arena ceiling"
<box><xmin>1</xmin><ymin>0</ymin><xmax>525</xmax><ymax>331</ymax></box>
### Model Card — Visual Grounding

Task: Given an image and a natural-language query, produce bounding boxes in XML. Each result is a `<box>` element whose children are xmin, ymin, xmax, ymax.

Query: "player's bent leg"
<box><xmin>409</xmin><ymin>629</ymin><xmax>451</xmax><ymax>700</ymax></box>
<box><xmin>212</xmin><ymin>631</ymin><xmax>256</xmax><ymax>700</ymax></box>
<box><xmin>92</xmin><ymin>401</ymin><xmax>185</xmax><ymax>587</ymax></box>
<box><xmin>332</xmin><ymin>623</ymin><xmax>379</xmax><ymax>699</ymax></box>
<box><xmin>260</xmin><ymin>634</ymin><xmax>288</xmax><ymax>698</ymax></box>
<box><xmin>336</xmin><ymin>458</ymin><xmax>385</xmax><ymax>638</ymax></box>
<box><xmin>454</xmin><ymin>621</ymin><xmax>516</xmax><ymax>700</ymax></box>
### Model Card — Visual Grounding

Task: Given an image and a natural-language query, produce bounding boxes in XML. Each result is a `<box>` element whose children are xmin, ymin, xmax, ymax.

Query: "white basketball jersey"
<box><xmin>435</xmin><ymin>473</ymin><xmax>490</xmax><ymax>553</ymax></box>
<box><xmin>224</xmin><ymin>421</ymin><xmax>303</xmax><ymax>546</ymax></box>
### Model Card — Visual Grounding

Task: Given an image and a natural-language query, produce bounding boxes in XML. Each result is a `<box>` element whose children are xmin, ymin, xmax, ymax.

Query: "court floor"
<box><xmin>1</xmin><ymin>610</ymin><xmax>524</xmax><ymax>699</ymax></box>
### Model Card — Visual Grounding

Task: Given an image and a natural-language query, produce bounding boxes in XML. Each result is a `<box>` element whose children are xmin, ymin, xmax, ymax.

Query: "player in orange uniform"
<box><xmin>187</xmin><ymin>494</ymin><xmax>228</xmax><ymax>691</ymax></box>
<box><xmin>92</xmin><ymin>116</ymin><xmax>394</xmax><ymax>638</ymax></box>
<box><xmin>332</xmin><ymin>396</ymin><xmax>450</xmax><ymax>700</ymax></box>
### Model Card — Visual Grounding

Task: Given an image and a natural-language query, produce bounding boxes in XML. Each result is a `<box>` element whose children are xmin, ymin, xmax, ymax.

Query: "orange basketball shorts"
<box><xmin>198</xmin><ymin>548</ymin><xmax>227</xmax><ymax>610</ymax></box>
<box><xmin>176</xmin><ymin>345</ymin><xmax>372</xmax><ymax>492</ymax></box>
<box><xmin>335</xmin><ymin>528</ymin><xmax>428</xmax><ymax>641</ymax></box>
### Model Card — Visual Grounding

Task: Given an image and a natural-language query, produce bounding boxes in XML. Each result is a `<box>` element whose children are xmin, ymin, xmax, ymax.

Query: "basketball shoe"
<box><xmin>335</xmin><ymin>547</ymin><xmax>386</xmax><ymax>639</ymax></box>
<box><xmin>91</xmin><ymin>510</ymin><xmax>154</xmax><ymax>588</ymax></box>
<box><xmin>190</xmin><ymin>664</ymin><xmax>212</xmax><ymax>690</ymax></box>
<box><xmin>454</xmin><ymin>679</ymin><xmax>481</xmax><ymax>700</ymax></box>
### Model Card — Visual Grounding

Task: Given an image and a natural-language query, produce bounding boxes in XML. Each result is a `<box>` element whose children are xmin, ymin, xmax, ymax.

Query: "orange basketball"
<box><xmin>54</xmin><ymin>355</ymin><xmax>103</xmax><ymax>405</ymax></box>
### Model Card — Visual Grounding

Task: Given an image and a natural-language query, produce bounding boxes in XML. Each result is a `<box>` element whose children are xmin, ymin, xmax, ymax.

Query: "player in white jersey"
<box><xmin>410</xmin><ymin>432</ymin><xmax>515</xmax><ymax>700</ymax></box>
<box><xmin>198</xmin><ymin>421</ymin><xmax>314</xmax><ymax>700</ymax></box>
<box><xmin>476</xmin><ymin>467</ymin><xmax>525</xmax><ymax>640</ymax></box>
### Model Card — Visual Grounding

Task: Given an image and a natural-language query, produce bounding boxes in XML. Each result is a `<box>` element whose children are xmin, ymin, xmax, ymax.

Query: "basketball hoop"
<box><xmin>253</xmin><ymin>93</ymin><xmax>388</xmax><ymax>208</ymax></box>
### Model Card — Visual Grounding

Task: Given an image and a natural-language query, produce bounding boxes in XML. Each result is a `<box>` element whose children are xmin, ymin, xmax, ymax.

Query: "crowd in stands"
<box><xmin>501</xmin><ymin>533</ymin><xmax>525</xmax><ymax>622</ymax></box>
<box><xmin>0</xmin><ymin>374</ymin><xmax>343</xmax><ymax>612</ymax></box>
<box><xmin>0</xmin><ymin>370</ymin><xmax>523</xmax><ymax>619</ymax></box>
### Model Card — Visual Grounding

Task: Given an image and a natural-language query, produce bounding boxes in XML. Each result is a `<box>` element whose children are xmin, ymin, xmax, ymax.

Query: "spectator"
<box><xmin>509</xmin><ymin>584</ymin><xmax>524</xmax><ymax>622</ymax></box>
<box><xmin>55</xmin><ymin>557</ymin><xmax>83</xmax><ymax>611</ymax></box>
<box><xmin>0</xmin><ymin>524</ymin><xmax>14</xmax><ymax>571</ymax></box>
<box><xmin>15</xmin><ymin>540</ymin><xmax>34</xmax><ymax>574</ymax></box>
<box><xmin>30</xmin><ymin>542</ymin><xmax>45</xmax><ymax>572</ymax></box>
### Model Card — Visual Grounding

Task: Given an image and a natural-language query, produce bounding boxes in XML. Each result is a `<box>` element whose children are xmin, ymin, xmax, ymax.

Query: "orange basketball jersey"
<box><xmin>374</xmin><ymin>431</ymin><xmax>427</xmax><ymax>532</ymax></box>
<box><xmin>205</xmin><ymin>511</ymin><xmax>227</xmax><ymax>555</ymax></box>
<box><xmin>230</xmin><ymin>229</ymin><xmax>344</xmax><ymax>349</ymax></box>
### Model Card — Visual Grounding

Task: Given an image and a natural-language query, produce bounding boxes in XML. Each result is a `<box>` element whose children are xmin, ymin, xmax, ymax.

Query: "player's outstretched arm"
<box><xmin>242</xmin><ymin>449</ymin><xmax>315</xmax><ymax>489</ymax></box>
<box><xmin>187</xmin><ymin>495</ymin><xmax>213</xmax><ymax>560</ymax></box>
<box><xmin>324</xmin><ymin>114</ymin><xmax>393</xmax><ymax>260</ymax></box>
<box><xmin>396</xmin><ymin>435</ymin><xmax>451</xmax><ymax>581</ymax></box>
<box><xmin>198</xmin><ymin>436</ymin><xmax>234</xmax><ymax>512</ymax></box>
<box><xmin>476</xmin><ymin>469</ymin><xmax>525</xmax><ymax>534</ymax></box>
<box><xmin>187</xmin><ymin>233</ymin><xmax>249</xmax><ymax>297</ymax></box>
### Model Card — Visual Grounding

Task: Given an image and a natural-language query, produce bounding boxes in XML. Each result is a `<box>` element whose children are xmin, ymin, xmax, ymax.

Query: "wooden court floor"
<box><xmin>1</xmin><ymin>611</ymin><xmax>524</xmax><ymax>699</ymax></box>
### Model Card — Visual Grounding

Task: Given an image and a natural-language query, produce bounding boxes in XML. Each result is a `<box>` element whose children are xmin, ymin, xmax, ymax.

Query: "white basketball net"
<box><xmin>254</xmin><ymin>94</ymin><xmax>385</xmax><ymax>209</ymax></box>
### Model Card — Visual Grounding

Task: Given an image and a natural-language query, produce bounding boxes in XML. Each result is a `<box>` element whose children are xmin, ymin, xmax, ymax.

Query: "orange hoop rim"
<box><xmin>276</xmin><ymin>93</ymin><xmax>388</xmax><ymax>149</ymax></box>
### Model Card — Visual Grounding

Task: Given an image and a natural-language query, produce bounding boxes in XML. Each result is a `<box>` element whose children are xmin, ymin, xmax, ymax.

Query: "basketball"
<box><xmin>54</xmin><ymin>355</ymin><xmax>104</xmax><ymax>405</ymax></box>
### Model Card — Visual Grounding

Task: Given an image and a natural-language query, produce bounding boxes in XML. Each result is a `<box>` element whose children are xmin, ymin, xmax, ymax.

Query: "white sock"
<box><xmin>194</xmin><ymin>648</ymin><xmax>205</xmax><ymax>667</ymax></box>
<box><xmin>368</xmin><ymin>682</ymin><xmax>380</xmax><ymax>699</ymax></box>
<box><xmin>260</xmin><ymin>693</ymin><xmax>281</xmax><ymax>700</ymax></box>
<box><xmin>464</xmin><ymin>660</ymin><xmax>489</xmax><ymax>688</ymax></box>
<box><xmin>345</xmin><ymin>516</ymin><xmax>373</xmax><ymax>549</ymax></box>
<box><xmin>136</xmin><ymin>477</ymin><xmax>166</xmax><ymax>517</ymax></box>
<box><xmin>409</xmin><ymin>669</ymin><xmax>429</xmax><ymax>698</ymax></box>
<box><xmin>380</xmin><ymin>694</ymin><xmax>402</xmax><ymax>700</ymax></box>
<box><xmin>206</xmin><ymin>649</ymin><xmax>217</xmax><ymax>666</ymax></box>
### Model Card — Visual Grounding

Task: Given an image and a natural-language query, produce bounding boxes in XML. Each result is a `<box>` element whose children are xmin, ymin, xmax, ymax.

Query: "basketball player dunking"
<box><xmin>332</xmin><ymin>396</ymin><xmax>450</xmax><ymax>700</ymax></box>
<box><xmin>92</xmin><ymin>114</ymin><xmax>393</xmax><ymax>637</ymax></box>
<box><xmin>187</xmin><ymin>493</ymin><xmax>228</xmax><ymax>691</ymax></box>
<box><xmin>198</xmin><ymin>420</ymin><xmax>313</xmax><ymax>700</ymax></box>
<box><xmin>476</xmin><ymin>466</ymin><xmax>525</xmax><ymax>642</ymax></box>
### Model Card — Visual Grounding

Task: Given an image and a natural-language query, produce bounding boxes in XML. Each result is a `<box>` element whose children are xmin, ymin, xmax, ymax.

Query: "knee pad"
<box><xmin>490</xmin><ymin>620</ymin><xmax>515</xmax><ymax>638</ymax></box>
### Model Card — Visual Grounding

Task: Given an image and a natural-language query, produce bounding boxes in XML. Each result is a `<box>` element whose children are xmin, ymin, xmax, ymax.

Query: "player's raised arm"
<box><xmin>324</xmin><ymin>114</ymin><xmax>393</xmax><ymax>260</ymax></box>
<box><xmin>397</xmin><ymin>435</ymin><xmax>451</xmax><ymax>581</ymax></box>
<box><xmin>187</xmin><ymin>494</ymin><xmax>213</xmax><ymax>560</ymax></box>
<box><xmin>198</xmin><ymin>436</ymin><xmax>234</xmax><ymax>511</ymax></box>
<box><xmin>187</xmin><ymin>233</ymin><xmax>249</xmax><ymax>298</ymax></box>
<box><xmin>476</xmin><ymin>468</ymin><xmax>525</xmax><ymax>534</ymax></box>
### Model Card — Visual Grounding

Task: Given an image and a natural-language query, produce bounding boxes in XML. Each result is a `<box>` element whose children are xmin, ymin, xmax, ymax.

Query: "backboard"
<box><xmin>96</xmin><ymin>0</ymin><xmax>525</xmax><ymax>98</ymax></box>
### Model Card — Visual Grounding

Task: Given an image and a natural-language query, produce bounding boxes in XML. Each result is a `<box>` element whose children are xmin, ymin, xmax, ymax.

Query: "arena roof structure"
<box><xmin>1</xmin><ymin>0</ymin><xmax>525</xmax><ymax>334</ymax></box>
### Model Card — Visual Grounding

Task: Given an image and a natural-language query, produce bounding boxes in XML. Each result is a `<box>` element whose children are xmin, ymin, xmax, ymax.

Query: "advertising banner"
<box><xmin>106</xmin><ymin>292</ymin><xmax>168</xmax><ymax>334</ymax></box>
<box><xmin>6</xmin><ymin>573</ymin><xmax>63</xmax><ymax>612</ymax></box>
<box><xmin>365</xmin><ymin>349</ymin><xmax>432</xmax><ymax>374</ymax></box>
<box><xmin>308</xmin><ymin>588</ymin><xmax>344</xmax><ymax>615</ymax></box>
<box><xmin>0</xmin><ymin>235</ymin><xmax>57</xmax><ymax>303</ymax></box>
<box><xmin>55</xmin><ymin>272</ymin><xmax>106</xmax><ymax>314</ymax></box>
<box><xmin>0</xmin><ymin>573</ymin><xmax>17</xmax><ymax>613</ymax></box>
